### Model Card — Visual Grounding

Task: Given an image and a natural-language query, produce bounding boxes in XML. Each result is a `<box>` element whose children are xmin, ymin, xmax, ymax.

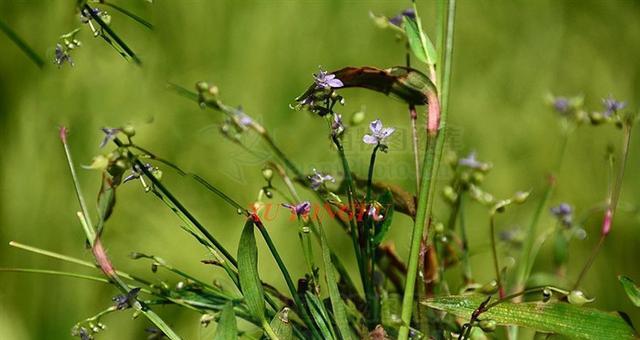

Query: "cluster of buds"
<box><xmin>442</xmin><ymin>150</ymin><xmax>494</xmax><ymax>206</ymax></box>
<box><xmin>547</xmin><ymin>94</ymin><xmax>631</xmax><ymax>128</ymax></box>
<box><xmin>55</xmin><ymin>29</ymin><xmax>82</xmax><ymax>67</ymax></box>
<box><xmin>292</xmin><ymin>68</ymin><xmax>345</xmax><ymax>116</ymax></box>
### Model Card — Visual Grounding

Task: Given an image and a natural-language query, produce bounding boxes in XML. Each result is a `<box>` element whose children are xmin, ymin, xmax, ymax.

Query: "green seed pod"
<box><xmin>434</xmin><ymin>222</ymin><xmax>445</xmax><ymax>235</ymax></box>
<box><xmin>196</xmin><ymin>81</ymin><xmax>209</xmax><ymax>93</ymax></box>
<box><xmin>589</xmin><ymin>111</ymin><xmax>604</xmax><ymax>125</ymax></box>
<box><xmin>542</xmin><ymin>288</ymin><xmax>552</xmax><ymax>302</ymax></box>
<box><xmin>479</xmin><ymin>319</ymin><xmax>497</xmax><ymax>332</ymax></box>
<box><xmin>471</xmin><ymin>171</ymin><xmax>485</xmax><ymax>184</ymax></box>
<box><xmin>512</xmin><ymin>191</ymin><xmax>530</xmax><ymax>204</ymax></box>
<box><xmin>442</xmin><ymin>185</ymin><xmax>458</xmax><ymax>203</ymax></box>
<box><xmin>568</xmin><ymin>290</ymin><xmax>594</xmax><ymax>306</ymax></box>
<box><xmin>122</xmin><ymin>124</ymin><xmax>136</xmax><ymax>137</ymax></box>
<box><xmin>350</xmin><ymin>110</ymin><xmax>366</xmax><ymax>125</ymax></box>
<box><xmin>478</xmin><ymin>280</ymin><xmax>499</xmax><ymax>294</ymax></box>
<box><xmin>262</xmin><ymin>167</ymin><xmax>274</xmax><ymax>181</ymax></box>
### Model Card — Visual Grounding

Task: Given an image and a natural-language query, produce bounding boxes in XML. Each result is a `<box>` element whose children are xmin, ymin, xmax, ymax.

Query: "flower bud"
<box><xmin>442</xmin><ymin>185</ymin><xmax>458</xmax><ymax>203</ymax></box>
<box><xmin>478</xmin><ymin>280</ymin><xmax>499</xmax><ymax>294</ymax></box>
<box><xmin>542</xmin><ymin>288</ymin><xmax>552</xmax><ymax>302</ymax></box>
<box><xmin>479</xmin><ymin>319</ymin><xmax>496</xmax><ymax>332</ymax></box>
<box><xmin>568</xmin><ymin>290</ymin><xmax>594</xmax><ymax>306</ymax></box>
<box><xmin>512</xmin><ymin>191</ymin><xmax>530</xmax><ymax>204</ymax></box>
<box><xmin>350</xmin><ymin>110</ymin><xmax>366</xmax><ymax>125</ymax></box>
<box><xmin>589</xmin><ymin>112</ymin><xmax>605</xmax><ymax>125</ymax></box>
<box><xmin>434</xmin><ymin>222</ymin><xmax>445</xmax><ymax>235</ymax></box>
<box><xmin>262</xmin><ymin>167</ymin><xmax>274</xmax><ymax>181</ymax></box>
<box><xmin>122</xmin><ymin>124</ymin><xmax>136</xmax><ymax>137</ymax></box>
<box><xmin>471</xmin><ymin>171</ymin><xmax>485</xmax><ymax>184</ymax></box>
<box><xmin>196</xmin><ymin>81</ymin><xmax>210</xmax><ymax>93</ymax></box>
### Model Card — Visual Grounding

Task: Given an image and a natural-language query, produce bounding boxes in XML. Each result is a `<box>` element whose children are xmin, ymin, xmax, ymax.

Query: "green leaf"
<box><xmin>305</xmin><ymin>292</ymin><xmax>336</xmax><ymax>340</ymax></box>
<box><xmin>213</xmin><ymin>302</ymin><xmax>238</xmax><ymax>340</ymax></box>
<box><xmin>423</xmin><ymin>294</ymin><xmax>637</xmax><ymax>339</ymax></box>
<box><xmin>403</xmin><ymin>16</ymin><xmax>427</xmax><ymax>64</ymax></box>
<box><xmin>619</xmin><ymin>275</ymin><xmax>640</xmax><ymax>307</ymax></box>
<box><xmin>237</xmin><ymin>219</ymin><xmax>266</xmax><ymax>322</ymax></box>
<box><xmin>269</xmin><ymin>307</ymin><xmax>293</xmax><ymax>340</ymax></box>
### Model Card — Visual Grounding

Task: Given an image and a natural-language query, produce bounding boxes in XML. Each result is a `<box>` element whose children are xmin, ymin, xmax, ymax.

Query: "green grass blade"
<box><xmin>424</xmin><ymin>294</ymin><xmax>637</xmax><ymax>339</ymax></box>
<box><xmin>83</xmin><ymin>4</ymin><xmax>141</xmax><ymax>65</ymax></box>
<box><xmin>619</xmin><ymin>275</ymin><xmax>640</xmax><ymax>307</ymax></box>
<box><xmin>403</xmin><ymin>16</ymin><xmax>427</xmax><ymax>64</ymax></box>
<box><xmin>0</xmin><ymin>18</ymin><xmax>44</xmax><ymax>68</ymax></box>
<box><xmin>102</xmin><ymin>2</ymin><xmax>154</xmax><ymax>30</ymax></box>
<box><xmin>213</xmin><ymin>302</ymin><xmax>238</xmax><ymax>340</ymax></box>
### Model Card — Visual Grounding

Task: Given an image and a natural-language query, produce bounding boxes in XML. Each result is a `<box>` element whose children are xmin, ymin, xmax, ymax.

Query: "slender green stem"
<box><xmin>513</xmin><ymin>130</ymin><xmax>569</xmax><ymax>292</ymax></box>
<box><xmin>60</xmin><ymin>128</ymin><xmax>95</xmax><ymax>241</ymax></box>
<box><xmin>399</xmin><ymin>1</ymin><xmax>456</xmax><ymax>338</ymax></box>
<box><xmin>489</xmin><ymin>214</ymin><xmax>505</xmax><ymax>298</ymax></box>
<box><xmin>332</xmin><ymin>135</ymin><xmax>367</xmax><ymax>294</ymax></box>
<box><xmin>364</xmin><ymin>144</ymin><xmax>381</xmax><ymax>327</ymax></box>
<box><xmin>458</xmin><ymin>194</ymin><xmax>472</xmax><ymax>283</ymax></box>
<box><xmin>253</xmin><ymin>217</ymin><xmax>321</xmax><ymax>339</ymax></box>
<box><xmin>573</xmin><ymin>123</ymin><xmax>632</xmax><ymax>289</ymax></box>
<box><xmin>0</xmin><ymin>268</ymin><xmax>110</xmax><ymax>284</ymax></box>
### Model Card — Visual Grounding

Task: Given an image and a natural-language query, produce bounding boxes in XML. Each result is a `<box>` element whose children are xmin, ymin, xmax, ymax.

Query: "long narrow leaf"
<box><xmin>305</xmin><ymin>292</ymin><xmax>336</xmax><ymax>340</ymax></box>
<box><xmin>238</xmin><ymin>219</ymin><xmax>267</xmax><ymax>322</ymax></box>
<box><xmin>424</xmin><ymin>294</ymin><xmax>637</xmax><ymax>339</ymax></box>
<box><xmin>213</xmin><ymin>302</ymin><xmax>238</xmax><ymax>340</ymax></box>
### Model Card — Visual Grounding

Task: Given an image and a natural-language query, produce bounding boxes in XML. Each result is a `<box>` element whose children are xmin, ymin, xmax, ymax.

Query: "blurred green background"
<box><xmin>1</xmin><ymin>1</ymin><xmax>639</xmax><ymax>339</ymax></box>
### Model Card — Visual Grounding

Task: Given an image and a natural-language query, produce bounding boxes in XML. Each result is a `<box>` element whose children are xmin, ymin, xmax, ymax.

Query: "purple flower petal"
<box><xmin>327</xmin><ymin>78</ymin><xmax>344</xmax><ymax>88</ymax></box>
<box><xmin>370</xmin><ymin>119</ymin><xmax>382</xmax><ymax>133</ymax></box>
<box><xmin>363</xmin><ymin>134</ymin><xmax>378</xmax><ymax>144</ymax></box>
<box><xmin>380</xmin><ymin>127</ymin><xmax>395</xmax><ymax>138</ymax></box>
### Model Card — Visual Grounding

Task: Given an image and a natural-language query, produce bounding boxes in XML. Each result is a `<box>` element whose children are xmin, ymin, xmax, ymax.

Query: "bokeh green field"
<box><xmin>1</xmin><ymin>1</ymin><xmax>639</xmax><ymax>339</ymax></box>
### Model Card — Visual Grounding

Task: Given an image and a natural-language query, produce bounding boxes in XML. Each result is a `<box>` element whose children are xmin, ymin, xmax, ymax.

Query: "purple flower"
<box><xmin>236</xmin><ymin>107</ymin><xmax>253</xmax><ymax>126</ymax></box>
<box><xmin>458</xmin><ymin>152</ymin><xmax>490</xmax><ymax>170</ymax></box>
<box><xmin>309</xmin><ymin>169</ymin><xmax>335</xmax><ymax>190</ymax></box>
<box><xmin>363</xmin><ymin>119</ymin><xmax>395</xmax><ymax>145</ymax></box>
<box><xmin>314</xmin><ymin>69</ymin><xmax>344</xmax><ymax>89</ymax></box>
<box><xmin>368</xmin><ymin>205</ymin><xmax>384</xmax><ymax>222</ymax></box>
<box><xmin>551</xmin><ymin>203</ymin><xmax>573</xmax><ymax>227</ymax></box>
<box><xmin>80</xmin><ymin>7</ymin><xmax>101</xmax><ymax>24</ymax></box>
<box><xmin>54</xmin><ymin>44</ymin><xmax>73</xmax><ymax>67</ymax></box>
<box><xmin>113</xmin><ymin>287</ymin><xmax>141</xmax><ymax>310</ymax></box>
<box><xmin>389</xmin><ymin>8</ymin><xmax>416</xmax><ymax>26</ymax></box>
<box><xmin>99</xmin><ymin>127</ymin><xmax>121</xmax><ymax>148</ymax></box>
<box><xmin>552</xmin><ymin>97</ymin><xmax>570</xmax><ymax>114</ymax></box>
<box><xmin>282</xmin><ymin>201</ymin><xmax>311</xmax><ymax>217</ymax></box>
<box><xmin>601</xmin><ymin>96</ymin><xmax>626</xmax><ymax>117</ymax></box>
<box><xmin>332</xmin><ymin>114</ymin><xmax>344</xmax><ymax>137</ymax></box>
